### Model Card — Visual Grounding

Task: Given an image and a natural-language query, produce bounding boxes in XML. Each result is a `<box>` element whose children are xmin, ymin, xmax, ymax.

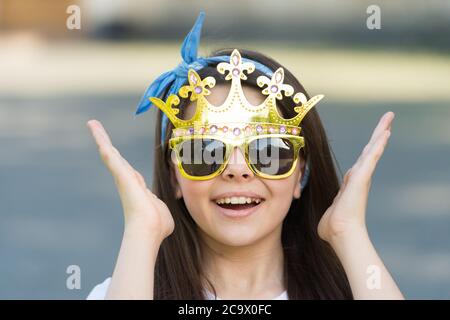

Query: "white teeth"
<box><xmin>215</xmin><ymin>197</ymin><xmax>263</xmax><ymax>205</ymax></box>
<box><xmin>230</xmin><ymin>197</ymin><xmax>239</xmax><ymax>204</ymax></box>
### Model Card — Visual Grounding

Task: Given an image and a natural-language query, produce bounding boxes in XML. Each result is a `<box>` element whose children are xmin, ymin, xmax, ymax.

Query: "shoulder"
<box><xmin>273</xmin><ymin>290</ymin><xmax>288</xmax><ymax>300</ymax></box>
<box><xmin>86</xmin><ymin>277</ymin><xmax>111</xmax><ymax>300</ymax></box>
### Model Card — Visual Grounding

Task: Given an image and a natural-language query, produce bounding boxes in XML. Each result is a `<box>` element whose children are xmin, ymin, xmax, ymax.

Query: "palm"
<box><xmin>87</xmin><ymin>120</ymin><xmax>175</xmax><ymax>242</ymax></box>
<box><xmin>318</xmin><ymin>112</ymin><xmax>394</xmax><ymax>243</ymax></box>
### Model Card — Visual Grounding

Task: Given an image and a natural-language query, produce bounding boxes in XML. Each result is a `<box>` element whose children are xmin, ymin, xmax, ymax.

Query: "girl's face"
<box><xmin>172</xmin><ymin>85</ymin><xmax>305</xmax><ymax>247</ymax></box>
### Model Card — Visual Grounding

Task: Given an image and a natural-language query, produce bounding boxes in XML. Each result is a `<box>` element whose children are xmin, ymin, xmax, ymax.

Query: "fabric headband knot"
<box><xmin>175</xmin><ymin>60</ymin><xmax>206</xmax><ymax>77</ymax></box>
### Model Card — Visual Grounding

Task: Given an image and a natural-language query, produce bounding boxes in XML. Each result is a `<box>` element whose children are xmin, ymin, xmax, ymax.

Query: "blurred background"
<box><xmin>0</xmin><ymin>0</ymin><xmax>449</xmax><ymax>299</ymax></box>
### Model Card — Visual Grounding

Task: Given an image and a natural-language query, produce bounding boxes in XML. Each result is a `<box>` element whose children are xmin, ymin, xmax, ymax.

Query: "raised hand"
<box><xmin>87</xmin><ymin>120</ymin><xmax>174</xmax><ymax>243</ymax></box>
<box><xmin>318</xmin><ymin>112</ymin><xmax>395</xmax><ymax>244</ymax></box>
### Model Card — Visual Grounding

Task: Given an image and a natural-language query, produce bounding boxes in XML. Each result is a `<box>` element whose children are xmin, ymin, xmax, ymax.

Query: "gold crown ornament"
<box><xmin>148</xmin><ymin>49</ymin><xmax>324</xmax><ymax>141</ymax></box>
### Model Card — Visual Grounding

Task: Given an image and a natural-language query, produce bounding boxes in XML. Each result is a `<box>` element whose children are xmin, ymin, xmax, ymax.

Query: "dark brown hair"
<box><xmin>151</xmin><ymin>48</ymin><xmax>353</xmax><ymax>299</ymax></box>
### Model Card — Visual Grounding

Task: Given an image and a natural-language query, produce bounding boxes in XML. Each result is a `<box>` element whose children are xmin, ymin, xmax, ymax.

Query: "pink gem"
<box><xmin>222</xmin><ymin>126</ymin><xmax>228</xmax><ymax>133</ymax></box>
<box><xmin>245</xmin><ymin>125</ymin><xmax>252</xmax><ymax>134</ymax></box>
<box><xmin>233</xmin><ymin>127</ymin><xmax>241</xmax><ymax>136</ymax></box>
<box><xmin>194</xmin><ymin>86</ymin><xmax>202</xmax><ymax>94</ymax></box>
<box><xmin>232</xmin><ymin>68</ymin><xmax>240</xmax><ymax>76</ymax></box>
<box><xmin>268</xmin><ymin>127</ymin><xmax>275</xmax><ymax>133</ymax></box>
<box><xmin>190</xmin><ymin>73</ymin><xmax>197</xmax><ymax>84</ymax></box>
<box><xmin>292</xmin><ymin>128</ymin><xmax>299</xmax><ymax>135</ymax></box>
<box><xmin>199</xmin><ymin>127</ymin><xmax>206</xmax><ymax>134</ymax></box>
<box><xmin>210</xmin><ymin>125</ymin><xmax>218</xmax><ymax>133</ymax></box>
<box><xmin>279</xmin><ymin>126</ymin><xmax>286</xmax><ymax>133</ymax></box>
<box><xmin>275</xmin><ymin>70</ymin><xmax>283</xmax><ymax>83</ymax></box>
<box><xmin>232</xmin><ymin>53</ymin><xmax>239</xmax><ymax>66</ymax></box>
<box><xmin>270</xmin><ymin>85</ymin><xmax>278</xmax><ymax>93</ymax></box>
<box><xmin>256</xmin><ymin>125</ymin><xmax>263</xmax><ymax>133</ymax></box>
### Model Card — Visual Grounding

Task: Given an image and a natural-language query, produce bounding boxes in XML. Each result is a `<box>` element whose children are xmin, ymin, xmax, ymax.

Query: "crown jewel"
<box><xmin>149</xmin><ymin>49</ymin><xmax>324</xmax><ymax>139</ymax></box>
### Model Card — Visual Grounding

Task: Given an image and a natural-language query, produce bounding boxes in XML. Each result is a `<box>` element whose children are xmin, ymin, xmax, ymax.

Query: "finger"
<box><xmin>147</xmin><ymin>189</ymin><xmax>158</xmax><ymax>198</ymax></box>
<box><xmin>87</xmin><ymin>120</ymin><xmax>108</xmax><ymax>148</ymax></box>
<box><xmin>146</xmin><ymin>190</ymin><xmax>163</xmax><ymax>205</ymax></box>
<box><xmin>100</xmin><ymin>146</ymin><xmax>136</xmax><ymax>188</ymax></box>
<box><xmin>87</xmin><ymin>120</ymin><xmax>133</xmax><ymax>175</ymax></box>
<box><xmin>336</xmin><ymin>168</ymin><xmax>351</xmax><ymax>198</ymax></box>
<box><xmin>387</xmin><ymin>118</ymin><xmax>393</xmax><ymax>131</ymax></box>
<box><xmin>356</xmin><ymin>112</ymin><xmax>394</xmax><ymax>166</ymax></box>
<box><xmin>368</xmin><ymin>129</ymin><xmax>391</xmax><ymax>167</ymax></box>
<box><xmin>343</xmin><ymin>168</ymin><xmax>352</xmax><ymax>186</ymax></box>
<box><xmin>134</xmin><ymin>170</ymin><xmax>147</xmax><ymax>189</ymax></box>
<box><xmin>87</xmin><ymin>120</ymin><xmax>139</xmax><ymax>190</ymax></box>
<box><xmin>87</xmin><ymin>120</ymin><xmax>120</xmax><ymax>167</ymax></box>
<box><xmin>368</xmin><ymin>112</ymin><xmax>395</xmax><ymax>147</ymax></box>
<box><xmin>87</xmin><ymin>120</ymin><xmax>113</xmax><ymax>146</ymax></box>
<box><xmin>356</xmin><ymin>129</ymin><xmax>391</xmax><ymax>184</ymax></box>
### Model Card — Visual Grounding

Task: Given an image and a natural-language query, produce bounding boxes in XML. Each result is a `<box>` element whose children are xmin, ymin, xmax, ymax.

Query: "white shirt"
<box><xmin>87</xmin><ymin>277</ymin><xmax>288</xmax><ymax>300</ymax></box>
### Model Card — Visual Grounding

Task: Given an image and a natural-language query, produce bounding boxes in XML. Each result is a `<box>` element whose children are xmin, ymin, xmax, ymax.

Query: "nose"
<box><xmin>221</xmin><ymin>147</ymin><xmax>254</xmax><ymax>181</ymax></box>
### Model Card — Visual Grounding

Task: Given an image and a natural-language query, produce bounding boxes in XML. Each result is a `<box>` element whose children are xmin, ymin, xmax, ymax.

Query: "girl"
<box><xmin>86</xmin><ymin>13</ymin><xmax>403</xmax><ymax>300</ymax></box>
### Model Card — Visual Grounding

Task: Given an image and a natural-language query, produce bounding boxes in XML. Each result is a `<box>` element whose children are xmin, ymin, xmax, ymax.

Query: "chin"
<box><xmin>208</xmin><ymin>226</ymin><xmax>266</xmax><ymax>247</ymax></box>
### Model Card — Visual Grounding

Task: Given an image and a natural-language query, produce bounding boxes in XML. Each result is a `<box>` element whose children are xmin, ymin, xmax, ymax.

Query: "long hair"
<box><xmin>151</xmin><ymin>48</ymin><xmax>353</xmax><ymax>299</ymax></box>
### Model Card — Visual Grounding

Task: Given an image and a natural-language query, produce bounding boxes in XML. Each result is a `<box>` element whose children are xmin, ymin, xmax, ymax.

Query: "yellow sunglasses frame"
<box><xmin>169</xmin><ymin>133</ymin><xmax>305</xmax><ymax>181</ymax></box>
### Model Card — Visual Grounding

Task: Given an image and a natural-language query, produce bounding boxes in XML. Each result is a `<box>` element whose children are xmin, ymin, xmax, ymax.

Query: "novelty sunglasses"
<box><xmin>169</xmin><ymin>134</ymin><xmax>305</xmax><ymax>180</ymax></box>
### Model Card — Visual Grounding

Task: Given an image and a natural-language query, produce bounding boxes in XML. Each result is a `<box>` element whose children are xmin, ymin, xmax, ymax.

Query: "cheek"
<box><xmin>265</xmin><ymin>180</ymin><xmax>296</xmax><ymax>217</ymax></box>
<box><xmin>177</xmin><ymin>177</ymin><xmax>213</xmax><ymax>221</ymax></box>
<box><xmin>263</xmin><ymin>163</ymin><xmax>301</xmax><ymax>216</ymax></box>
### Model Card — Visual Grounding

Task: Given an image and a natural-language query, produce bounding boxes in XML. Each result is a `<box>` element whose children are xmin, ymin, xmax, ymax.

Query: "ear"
<box><xmin>175</xmin><ymin>186</ymin><xmax>182</xmax><ymax>199</ymax></box>
<box><xmin>293</xmin><ymin>157</ymin><xmax>306</xmax><ymax>199</ymax></box>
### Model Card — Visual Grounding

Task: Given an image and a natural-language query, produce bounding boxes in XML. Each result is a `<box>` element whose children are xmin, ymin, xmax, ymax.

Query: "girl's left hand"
<box><xmin>317</xmin><ymin>111</ymin><xmax>395</xmax><ymax>244</ymax></box>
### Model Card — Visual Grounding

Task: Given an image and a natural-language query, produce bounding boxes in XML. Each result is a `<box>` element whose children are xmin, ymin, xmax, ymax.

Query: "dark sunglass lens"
<box><xmin>179</xmin><ymin>139</ymin><xmax>226</xmax><ymax>177</ymax></box>
<box><xmin>248</xmin><ymin>137</ymin><xmax>295</xmax><ymax>176</ymax></box>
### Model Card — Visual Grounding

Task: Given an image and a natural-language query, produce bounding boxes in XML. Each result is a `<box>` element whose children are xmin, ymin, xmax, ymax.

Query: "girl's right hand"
<box><xmin>87</xmin><ymin>120</ymin><xmax>175</xmax><ymax>243</ymax></box>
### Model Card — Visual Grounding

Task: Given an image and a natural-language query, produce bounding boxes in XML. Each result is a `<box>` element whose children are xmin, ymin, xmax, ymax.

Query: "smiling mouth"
<box><xmin>213</xmin><ymin>196</ymin><xmax>264</xmax><ymax>211</ymax></box>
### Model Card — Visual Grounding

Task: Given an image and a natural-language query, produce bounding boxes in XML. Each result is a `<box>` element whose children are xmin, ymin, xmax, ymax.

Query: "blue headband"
<box><xmin>134</xmin><ymin>11</ymin><xmax>310</xmax><ymax>188</ymax></box>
